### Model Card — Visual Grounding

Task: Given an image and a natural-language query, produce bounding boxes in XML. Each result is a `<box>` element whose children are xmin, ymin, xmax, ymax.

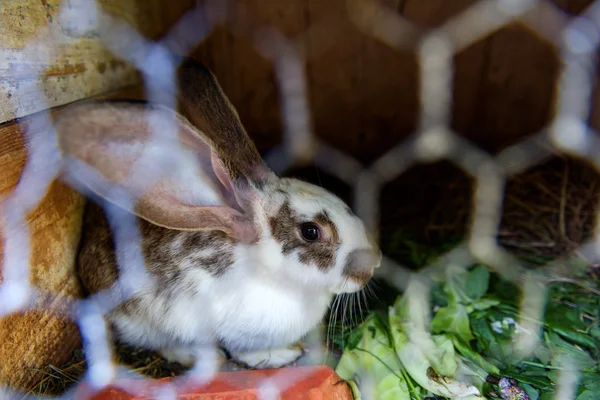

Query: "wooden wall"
<box><xmin>185</xmin><ymin>0</ymin><xmax>598</xmax><ymax>165</ymax></box>
<box><xmin>3</xmin><ymin>0</ymin><xmax>596</xmax><ymax>164</ymax></box>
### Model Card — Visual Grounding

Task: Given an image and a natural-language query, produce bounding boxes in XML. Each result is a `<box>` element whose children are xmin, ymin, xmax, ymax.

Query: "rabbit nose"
<box><xmin>373</xmin><ymin>248</ymin><xmax>382</xmax><ymax>268</ymax></box>
<box><xmin>343</xmin><ymin>249</ymin><xmax>381</xmax><ymax>284</ymax></box>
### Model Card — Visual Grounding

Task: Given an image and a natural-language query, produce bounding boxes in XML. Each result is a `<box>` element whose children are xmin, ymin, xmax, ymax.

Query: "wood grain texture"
<box><xmin>305</xmin><ymin>0</ymin><xmax>418</xmax><ymax>163</ymax></box>
<box><xmin>466</xmin><ymin>24</ymin><xmax>559</xmax><ymax>152</ymax></box>
<box><xmin>189</xmin><ymin>0</ymin><xmax>420</xmax><ymax>163</ymax></box>
<box><xmin>180</xmin><ymin>0</ymin><xmax>600</xmax><ymax>164</ymax></box>
<box><xmin>0</xmin><ymin>0</ymin><xmax>196</xmax><ymax>125</ymax></box>
<box><xmin>183</xmin><ymin>0</ymin><xmax>598</xmax><ymax>162</ymax></box>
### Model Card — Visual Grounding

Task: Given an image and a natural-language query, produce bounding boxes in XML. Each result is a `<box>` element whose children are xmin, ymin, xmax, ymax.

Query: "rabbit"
<box><xmin>54</xmin><ymin>56</ymin><xmax>382</xmax><ymax>369</ymax></box>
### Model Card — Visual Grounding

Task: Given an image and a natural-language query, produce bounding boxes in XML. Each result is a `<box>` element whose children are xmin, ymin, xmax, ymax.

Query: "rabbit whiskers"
<box><xmin>325</xmin><ymin>279</ymin><xmax>375</xmax><ymax>357</ymax></box>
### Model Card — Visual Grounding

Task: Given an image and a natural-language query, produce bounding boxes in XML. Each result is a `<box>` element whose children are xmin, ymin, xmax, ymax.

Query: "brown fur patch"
<box><xmin>191</xmin><ymin>253</ymin><xmax>233</xmax><ymax>277</ymax></box>
<box><xmin>184</xmin><ymin>231</ymin><xmax>234</xmax><ymax>277</ymax></box>
<box><xmin>110</xmin><ymin>295</ymin><xmax>143</xmax><ymax>317</ymax></box>
<box><xmin>268</xmin><ymin>201</ymin><xmax>339</xmax><ymax>271</ymax></box>
<box><xmin>141</xmin><ymin>219</ymin><xmax>235</xmax><ymax>280</ymax></box>
<box><xmin>77</xmin><ymin>202</ymin><xmax>120</xmax><ymax>294</ymax></box>
<box><xmin>77</xmin><ymin>202</ymin><xmax>236</xmax><ymax>300</ymax></box>
<box><xmin>139</xmin><ymin>220</ymin><xmax>181</xmax><ymax>281</ymax></box>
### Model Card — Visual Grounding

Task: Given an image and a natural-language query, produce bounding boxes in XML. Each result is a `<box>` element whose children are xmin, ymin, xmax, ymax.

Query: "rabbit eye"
<box><xmin>300</xmin><ymin>223</ymin><xmax>320</xmax><ymax>242</ymax></box>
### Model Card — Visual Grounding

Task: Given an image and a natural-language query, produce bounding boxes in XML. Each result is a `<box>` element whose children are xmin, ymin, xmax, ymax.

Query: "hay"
<box><xmin>20</xmin><ymin>350</ymin><xmax>86</xmax><ymax>398</ymax></box>
<box><xmin>500</xmin><ymin>156</ymin><xmax>600</xmax><ymax>259</ymax></box>
<box><xmin>378</xmin><ymin>155</ymin><xmax>600</xmax><ymax>261</ymax></box>
<box><xmin>20</xmin><ymin>344</ymin><xmax>190</xmax><ymax>397</ymax></box>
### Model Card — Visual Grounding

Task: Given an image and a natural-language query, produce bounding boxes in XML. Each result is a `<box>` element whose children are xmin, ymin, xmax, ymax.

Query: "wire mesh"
<box><xmin>0</xmin><ymin>0</ymin><xmax>599</xmax><ymax>398</ymax></box>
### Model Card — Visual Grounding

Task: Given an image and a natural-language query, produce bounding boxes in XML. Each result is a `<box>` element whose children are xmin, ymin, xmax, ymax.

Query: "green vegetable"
<box><xmin>335</xmin><ymin>314</ymin><xmax>411</xmax><ymax>400</ymax></box>
<box><xmin>431</xmin><ymin>303</ymin><xmax>474</xmax><ymax>344</ymax></box>
<box><xmin>390</xmin><ymin>327</ymin><xmax>481</xmax><ymax>399</ymax></box>
<box><xmin>582</xmin><ymin>371</ymin><xmax>600</xmax><ymax>391</ymax></box>
<box><xmin>576</xmin><ymin>391</ymin><xmax>600</xmax><ymax>400</ymax></box>
<box><xmin>465</xmin><ymin>265</ymin><xmax>490</xmax><ymax>299</ymax></box>
<box><xmin>389</xmin><ymin>285</ymin><xmax>484</xmax><ymax>399</ymax></box>
<box><xmin>333</xmin><ymin>236</ymin><xmax>600</xmax><ymax>400</ymax></box>
<box><xmin>450</xmin><ymin>335</ymin><xmax>500</xmax><ymax>375</ymax></box>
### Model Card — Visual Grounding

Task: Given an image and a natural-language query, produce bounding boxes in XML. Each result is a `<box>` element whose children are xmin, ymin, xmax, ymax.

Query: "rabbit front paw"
<box><xmin>159</xmin><ymin>346</ymin><xmax>198</xmax><ymax>367</ymax></box>
<box><xmin>229</xmin><ymin>345</ymin><xmax>304</xmax><ymax>369</ymax></box>
<box><xmin>159</xmin><ymin>345</ymin><xmax>227</xmax><ymax>369</ymax></box>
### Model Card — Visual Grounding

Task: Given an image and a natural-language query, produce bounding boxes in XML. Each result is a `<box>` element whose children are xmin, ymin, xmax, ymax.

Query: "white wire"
<box><xmin>1</xmin><ymin>0</ymin><xmax>599</xmax><ymax>398</ymax></box>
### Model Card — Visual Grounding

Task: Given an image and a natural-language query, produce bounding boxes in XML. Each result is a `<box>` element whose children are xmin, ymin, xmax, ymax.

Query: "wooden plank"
<box><xmin>167</xmin><ymin>0</ymin><xmax>598</xmax><ymax>159</ymax></box>
<box><xmin>154</xmin><ymin>0</ymin><xmax>198</xmax><ymax>39</ymax></box>
<box><xmin>181</xmin><ymin>0</ymin><xmax>499</xmax><ymax>162</ymax></box>
<box><xmin>0</xmin><ymin>0</ymin><xmax>193</xmax><ymax>125</ymax></box>
<box><xmin>186</xmin><ymin>0</ymin><xmax>423</xmax><ymax>161</ymax></box>
<box><xmin>466</xmin><ymin>24</ymin><xmax>559</xmax><ymax>153</ymax></box>
<box><xmin>399</xmin><ymin>0</ymin><xmax>562</xmax><ymax>153</ymax></box>
<box><xmin>401</xmin><ymin>0</ymin><xmax>474</xmax><ymax>28</ymax></box>
<box><xmin>299</xmin><ymin>0</ymin><xmax>417</xmax><ymax>164</ymax></box>
<box><xmin>563</xmin><ymin>0</ymin><xmax>595</xmax><ymax>14</ymax></box>
<box><xmin>557</xmin><ymin>0</ymin><xmax>600</xmax><ymax>132</ymax></box>
<box><xmin>398</xmin><ymin>0</ymin><xmax>490</xmax><ymax>147</ymax></box>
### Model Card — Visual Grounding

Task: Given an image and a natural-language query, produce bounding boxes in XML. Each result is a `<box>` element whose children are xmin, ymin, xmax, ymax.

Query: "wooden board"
<box><xmin>0</xmin><ymin>0</ymin><xmax>195</xmax><ymax>124</ymax></box>
<box><xmin>184</xmin><ymin>0</ymin><xmax>600</xmax><ymax>161</ymax></box>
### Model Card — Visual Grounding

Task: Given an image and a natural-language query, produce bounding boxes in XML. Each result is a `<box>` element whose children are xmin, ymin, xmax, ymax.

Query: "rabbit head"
<box><xmin>55</xmin><ymin>57</ymin><xmax>381</xmax><ymax>296</ymax></box>
<box><xmin>249</xmin><ymin>176</ymin><xmax>382</xmax><ymax>294</ymax></box>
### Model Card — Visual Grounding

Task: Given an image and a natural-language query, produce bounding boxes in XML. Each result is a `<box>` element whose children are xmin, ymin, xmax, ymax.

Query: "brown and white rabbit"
<box><xmin>54</xmin><ymin>57</ymin><xmax>382</xmax><ymax>369</ymax></box>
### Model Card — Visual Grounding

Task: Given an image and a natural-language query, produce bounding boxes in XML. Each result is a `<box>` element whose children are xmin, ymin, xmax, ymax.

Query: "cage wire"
<box><xmin>1</xmin><ymin>0</ymin><xmax>600</xmax><ymax>398</ymax></box>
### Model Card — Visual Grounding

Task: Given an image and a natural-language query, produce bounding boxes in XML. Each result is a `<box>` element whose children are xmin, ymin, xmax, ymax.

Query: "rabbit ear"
<box><xmin>55</xmin><ymin>101</ymin><xmax>259</xmax><ymax>243</ymax></box>
<box><xmin>175</xmin><ymin>57</ymin><xmax>275</xmax><ymax>187</ymax></box>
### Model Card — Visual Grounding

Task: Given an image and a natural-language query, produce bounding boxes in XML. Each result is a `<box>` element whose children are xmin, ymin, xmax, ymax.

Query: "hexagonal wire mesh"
<box><xmin>1</xmin><ymin>0</ymin><xmax>599</xmax><ymax>398</ymax></box>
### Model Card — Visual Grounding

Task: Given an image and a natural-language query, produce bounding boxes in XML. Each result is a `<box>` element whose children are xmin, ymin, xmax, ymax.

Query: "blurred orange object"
<box><xmin>74</xmin><ymin>366</ymin><xmax>353</xmax><ymax>400</ymax></box>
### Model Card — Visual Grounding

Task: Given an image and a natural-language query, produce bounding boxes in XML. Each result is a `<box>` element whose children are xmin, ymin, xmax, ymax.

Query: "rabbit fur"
<box><xmin>55</xmin><ymin>57</ymin><xmax>382</xmax><ymax>369</ymax></box>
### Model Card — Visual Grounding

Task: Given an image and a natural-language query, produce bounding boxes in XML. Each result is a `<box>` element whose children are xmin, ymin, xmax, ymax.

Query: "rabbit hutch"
<box><xmin>1</xmin><ymin>0</ymin><xmax>600</xmax><ymax>399</ymax></box>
